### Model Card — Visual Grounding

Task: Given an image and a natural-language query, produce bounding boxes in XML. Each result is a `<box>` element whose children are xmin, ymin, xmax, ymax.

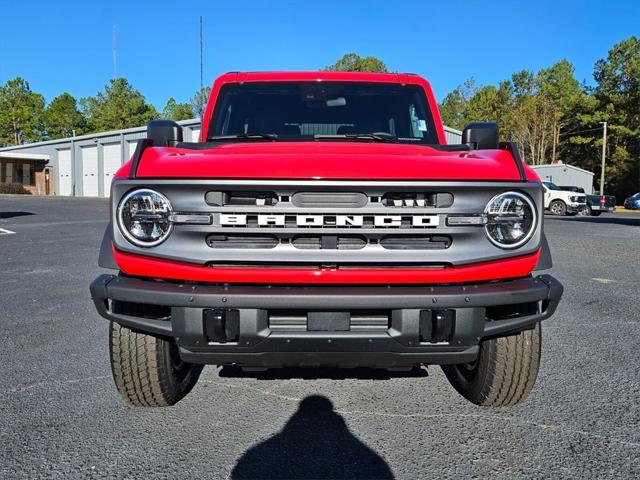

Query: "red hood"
<box><xmin>122</xmin><ymin>142</ymin><xmax>536</xmax><ymax>181</ymax></box>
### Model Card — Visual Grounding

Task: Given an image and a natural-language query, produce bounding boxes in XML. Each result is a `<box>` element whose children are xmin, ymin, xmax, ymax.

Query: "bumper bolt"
<box><xmin>432</xmin><ymin>298</ymin><xmax>437</xmax><ymax>303</ymax></box>
<box><xmin>222</xmin><ymin>297</ymin><xmax>227</xmax><ymax>303</ymax></box>
<box><xmin>465</xmin><ymin>297</ymin><xmax>470</xmax><ymax>303</ymax></box>
<box><xmin>188</xmin><ymin>296</ymin><xmax>194</xmax><ymax>302</ymax></box>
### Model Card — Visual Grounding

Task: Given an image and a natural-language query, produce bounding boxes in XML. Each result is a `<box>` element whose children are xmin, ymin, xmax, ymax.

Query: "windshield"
<box><xmin>208</xmin><ymin>82</ymin><xmax>440</xmax><ymax>144</ymax></box>
<box><xmin>543</xmin><ymin>181</ymin><xmax>560</xmax><ymax>190</ymax></box>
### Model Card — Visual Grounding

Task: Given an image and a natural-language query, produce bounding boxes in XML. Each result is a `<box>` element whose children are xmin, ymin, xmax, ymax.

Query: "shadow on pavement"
<box><xmin>0</xmin><ymin>211</ymin><xmax>35</xmax><ymax>219</ymax></box>
<box><xmin>231</xmin><ymin>395</ymin><xmax>394</xmax><ymax>480</ymax></box>
<box><xmin>545</xmin><ymin>215</ymin><xmax>640</xmax><ymax>227</ymax></box>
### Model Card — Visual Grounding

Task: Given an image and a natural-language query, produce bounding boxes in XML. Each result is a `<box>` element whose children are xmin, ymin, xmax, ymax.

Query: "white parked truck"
<box><xmin>542</xmin><ymin>181</ymin><xmax>587</xmax><ymax>216</ymax></box>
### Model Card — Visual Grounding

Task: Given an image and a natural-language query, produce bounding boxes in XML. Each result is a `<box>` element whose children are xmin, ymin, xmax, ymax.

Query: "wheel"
<box><xmin>442</xmin><ymin>323</ymin><xmax>541</xmax><ymax>407</ymax></box>
<box><xmin>549</xmin><ymin>200</ymin><xmax>566</xmax><ymax>216</ymax></box>
<box><xmin>585</xmin><ymin>205</ymin><xmax>592</xmax><ymax>215</ymax></box>
<box><xmin>109</xmin><ymin>322</ymin><xmax>203</xmax><ymax>407</ymax></box>
<box><xmin>590</xmin><ymin>210</ymin><xmax>602</xmax><ymax>216</ymax></box>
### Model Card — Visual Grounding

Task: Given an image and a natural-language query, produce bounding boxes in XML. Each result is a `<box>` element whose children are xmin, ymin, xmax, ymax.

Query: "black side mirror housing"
<box><xmin>147</xmin><ymin>120</ymin><xmax>183</xmax><ymax>147</ymax></box>
<box><xmin>462</xmin><ymin>122</ymin><xmax>499</xmax><ymax>149</ymax></box>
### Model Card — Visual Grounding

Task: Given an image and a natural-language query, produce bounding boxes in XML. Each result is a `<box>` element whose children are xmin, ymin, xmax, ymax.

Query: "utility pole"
<box><xmin>599</xmin><ymin>121</ymin><xmax>607</xmax><ymax>195</ymax></box>
<box><xmin>200</xmin><ymin>16</ymin><xmax>204</xmax><ymax>93</ymax></box>
<box><xmin>112</xmin><ymin>25</ymin><xmax>117</xmax><ymax>78</ymax></box>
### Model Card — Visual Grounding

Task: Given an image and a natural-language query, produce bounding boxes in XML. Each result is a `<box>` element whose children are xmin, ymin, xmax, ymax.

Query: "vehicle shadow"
<box><xmin>0</xmin><ymin>211</ymin><xmax>35</xmax><ymax>219</ymax></box>
<box><xmin>230</xmin><ymin>395</ymin><xmax>394</xmax><ymax>480</ymax></box>
<box><xmin>545</xmin><ymin>215</ymin><xmax>640</xmax><ymax>227</ymax></box>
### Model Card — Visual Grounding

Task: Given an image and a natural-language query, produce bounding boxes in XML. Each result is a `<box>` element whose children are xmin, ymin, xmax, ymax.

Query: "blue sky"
<box><xmin>1</xmin><ymin>1</ymin><xmax>638</xmax><ymax>109</ymax></box>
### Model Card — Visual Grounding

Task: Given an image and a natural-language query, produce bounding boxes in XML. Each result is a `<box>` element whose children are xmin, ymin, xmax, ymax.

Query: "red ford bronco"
<box><xmin>91</xmin><ymin>72</ymin><xmax>562</xmax><ymax>407</ymax></box>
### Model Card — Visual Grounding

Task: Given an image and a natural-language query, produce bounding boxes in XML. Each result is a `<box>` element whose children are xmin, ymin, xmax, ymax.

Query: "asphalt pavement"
<box><xmin>1</xmin><ymin>195</ymin><xmax>639</xmax><ymax>479</ymax></box>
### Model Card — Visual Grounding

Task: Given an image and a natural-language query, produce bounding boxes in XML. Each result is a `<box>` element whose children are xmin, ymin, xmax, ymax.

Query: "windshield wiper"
<box><xmin>208</xmin><ymin>133</ymin><xmax>279</xmax><ymax>142</ymax></box>
<box><xmin>314</xmin><ymin>133</ymin><xmax>398</xmax><ymax>143</ymax></box>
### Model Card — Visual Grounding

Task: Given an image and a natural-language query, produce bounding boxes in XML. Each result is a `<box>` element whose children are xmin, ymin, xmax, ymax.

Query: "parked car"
<box><xmin>542</xmin><ymin>181</ymin><xmax>587</xmax><ymax>215</ymax></box>
<box><xmin>624</xmin><ymin>193</ymin><xmax>640</xmax><ymax>210</ymax></box>
<box><xmin>558</xmin><ymin>186</ymin><xmax>616</xmax><ymax>216</ymax></box>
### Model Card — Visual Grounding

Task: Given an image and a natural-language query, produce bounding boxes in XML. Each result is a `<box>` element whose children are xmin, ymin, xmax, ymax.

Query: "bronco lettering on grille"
<box><xmin>218</xmin><ymin>214</ymin><xmax>439</xmax><ymax>228</ymax></box>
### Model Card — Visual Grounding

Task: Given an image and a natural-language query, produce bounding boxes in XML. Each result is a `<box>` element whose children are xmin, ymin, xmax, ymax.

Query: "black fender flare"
<box><xmin>534</xmin><ymin>232</ymin><xmax>553</xmax><ymax>271</ymax></box>
<box><xmin>98</xmin><ymin>223</ymin><xmax>118</xmax><ymax>270</ymax></box>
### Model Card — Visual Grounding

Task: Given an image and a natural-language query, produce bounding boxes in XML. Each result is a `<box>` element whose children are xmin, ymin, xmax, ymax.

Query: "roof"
<box><xmin>530</xmin><ymin>163</ymin><xmax>594</xmax><ymax>176</ymax></box>
<box><xmin>0</xmin><ymin>152</ymin><xmax>49</xmax><ymax>161</ymax></box>
<box><xmin>218</xmin><ymin>71</ymin><xmax>429</xmax><ymax>85</ymax></box>
<box><xmin>202</xmin><ymin>71</ymin><xmax>443</xmax><ymax>144</ymax></box>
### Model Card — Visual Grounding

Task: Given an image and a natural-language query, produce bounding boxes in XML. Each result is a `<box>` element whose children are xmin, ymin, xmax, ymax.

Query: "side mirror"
<box><xmin>147</xmin><ymin>120</ymin><xmax>183</xmax><ymax>147</ymax></box>
<box><xmin>462</xmin><ymin>122</ymin><xmax>499</xmax><ymax>149</ymax></box>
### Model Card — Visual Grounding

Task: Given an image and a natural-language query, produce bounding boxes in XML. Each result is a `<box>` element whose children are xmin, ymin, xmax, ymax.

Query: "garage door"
<box><xmin>81</xmin><ymin>145</ymin><xmax>99</xmax><ymax>196</ymax></box>
<box><xmin>102</xmin><ymin>143</ymin><xmax>121</xmax><ymax>197</ymax></box>
<box><xmin>127</xmin><ymin>141</ymin><xmax>138</xmax><ymax>160</ymax></box>
<box><xmin>57</xmin><ymin>149</ymin><xmax>72</xmax><ymax>196</ymax></box>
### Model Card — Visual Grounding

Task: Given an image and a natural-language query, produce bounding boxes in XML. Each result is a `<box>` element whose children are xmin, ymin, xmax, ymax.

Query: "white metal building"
<box><xmin>530</xmin><ymin>163</ymin><xmax>595</xmax><ymax>194</ymax></box>
<box><xmin>0</xmin><ymin>119</ymin><xmax>201</xmax><ymax>197</ymax></box>
<box><xmin>0</xmin><ymin>122</ymin><xmax>462</xmax><ymax>197</ymax></box>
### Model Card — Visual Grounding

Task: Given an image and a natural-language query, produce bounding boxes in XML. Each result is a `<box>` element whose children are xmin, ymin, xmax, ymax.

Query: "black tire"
<box><xmin>442</xmin><ymin>323</ymin><xmax>541</xmax><ymax>407</ymax></box>
<box><xmin>590</xmin><ymin>210</ymin><xmax>602</xmax><ymax>216</ymax></box>
<box><xmin>109</xmin><ymin>322</ymin><xmax>203</xmax><ymax>407</ymax></box>
<box><xmin>549</xmin><ymin>200</ymin><xmax>566</xmax><ymax>216</ymax></box>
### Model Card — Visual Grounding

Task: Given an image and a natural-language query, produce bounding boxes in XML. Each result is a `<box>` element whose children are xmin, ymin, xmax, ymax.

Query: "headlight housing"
<box><xmin>484</xmin><ymin>191</ymin><xmax>536</xmax><ymax>249</ymax></box>
<box><xmin>117</xmin><ymin>189</ymin><xmax>173</xmax><ymax>247</ymax></box>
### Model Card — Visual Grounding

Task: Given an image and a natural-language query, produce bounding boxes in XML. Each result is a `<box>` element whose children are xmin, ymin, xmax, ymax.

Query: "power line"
<box><xmin>558</xmin><ymin>127</ymin><xmax>602</xmax><ymax>137</ymax></box>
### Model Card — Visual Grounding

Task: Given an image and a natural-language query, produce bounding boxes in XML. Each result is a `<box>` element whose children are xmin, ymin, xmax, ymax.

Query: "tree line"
<box><xmin>439</xmin><ymin>37</ymin><xmax>639</xmax><ymax>198</ymax></box>
<box><xmin>0</xmin><ymin>78</ymin><xmax>210</xmax><ymax>145</ymax></box>
<box><xmin>1</xmin><ymin>41</ymin><xmax>638</xmax><ymax>197</ymax></box>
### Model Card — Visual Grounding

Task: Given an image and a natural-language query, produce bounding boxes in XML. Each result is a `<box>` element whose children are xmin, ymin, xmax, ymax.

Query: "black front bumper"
<box><xmin>90</xmin><ymin>274</ymin><xmax>563</xmax><ymax>368</ymax></box>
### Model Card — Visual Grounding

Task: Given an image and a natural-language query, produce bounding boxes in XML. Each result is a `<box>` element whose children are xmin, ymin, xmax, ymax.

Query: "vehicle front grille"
<box><xmin>111</xmin><ymin>179</ymin><xmax>545</xmax><ymax>268</ymax></box>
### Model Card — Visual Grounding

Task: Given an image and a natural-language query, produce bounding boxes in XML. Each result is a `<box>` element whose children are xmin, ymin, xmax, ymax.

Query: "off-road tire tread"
<box><xmin>109</xmin><ymin>322</ymin><xmax>202</xmax><ymax>407</ymax></box>
<box><xmin>442</xmin><ymin>323</ymin><xmax>541</xmax><ymax>407</ymax></box>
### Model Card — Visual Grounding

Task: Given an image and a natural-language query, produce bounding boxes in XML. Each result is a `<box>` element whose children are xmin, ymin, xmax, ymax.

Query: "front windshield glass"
<box><xmin>543</xmin><ymin>181</ymin><xmax>560</xmax><ymax>190</ymax></box>
<box><xmin>208</xmin><ymin>82</ymin><xmax>440</xmax><ymax>144</ymax></box>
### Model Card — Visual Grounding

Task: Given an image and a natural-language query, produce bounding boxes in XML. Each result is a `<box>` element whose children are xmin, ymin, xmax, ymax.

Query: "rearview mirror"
<box><xmin>462</xmin><ymin>122</ymin><xmax>499</xmax><ymax>149</ymax></box>
<box><xmin>147</xmin><ymin>120</ymin><xmax>184</xmax><ymax>147</ymax></box>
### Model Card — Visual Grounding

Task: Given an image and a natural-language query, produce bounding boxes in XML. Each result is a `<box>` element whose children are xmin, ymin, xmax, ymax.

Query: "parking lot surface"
<box><xmin>1</xmin><ymin>195</ymin><xmax>639</xmax><ymax>479</ymax></box>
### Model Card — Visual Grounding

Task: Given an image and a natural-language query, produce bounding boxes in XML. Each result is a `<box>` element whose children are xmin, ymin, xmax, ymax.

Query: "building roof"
<box><xmin>0</xmin><ymin>152</ymin><xmax>49</xmax><ymax>161</ymax></box>
<box><xmin>530</xmin><ymin>163</ymin><xmax>594</xmax><ymax>176</ymax></box>
<box><xmin>0</xmin><ymin>118</ymin><xmax>201</xmax><ymax>152</ymax></box>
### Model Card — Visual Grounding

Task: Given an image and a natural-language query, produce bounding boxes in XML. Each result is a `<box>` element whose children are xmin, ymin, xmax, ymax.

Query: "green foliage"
<box><xmin>538</xmin><ymin>59</ymin><xmax>581</xmax><ymax>115</ymax></box>
<box><xmin>0</xmin><ymin>77</ymin><xmax>45</xmax><ymax>145</ymax></box>
<box><xmin>45</xmin><ymin>92</ymin><xmax>86</xmax><ymax>139</ymax></box>
<box><xmin>323</xmin><ymin>53</ymin><xmax>389</xmax><ymax>73</ymax></box>
<box><xmin>162</xmin><ymin>97</ymin><xmax>194</xmax><ymax>121</ymax></box>
<box><xmin>591</xmin><ymin>36</ymin><xmax>640</xmax><ymax>197</ymax></box>
<box><xmin>439</xmin><ymin>78</ymin><xmax>476</xmax><ymax>129</ymax></box>
<box><xmin>0</xmin><ymin>183</ymin><xmax>32</xmax><ymax>194</ymax></box>
<box><xmin>190</xmin><ymin>87</ymin><xmax>211</xmax><ymax>118</ymax></box>
<box><xmin>81</xmin><ymin>78</ymin><xmax>158</xmax><ymax>131</ymax></box>
<box><xmin>440</xmin><ymin>38</ymin><xmax>639</xmax><ymax>197</ymax></box>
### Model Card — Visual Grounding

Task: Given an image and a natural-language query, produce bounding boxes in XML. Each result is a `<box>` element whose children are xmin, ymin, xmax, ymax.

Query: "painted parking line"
<box><xmin>0</xmin><ymin>228</ymin><xmax>16</xmax><ymax>235</ymax></box>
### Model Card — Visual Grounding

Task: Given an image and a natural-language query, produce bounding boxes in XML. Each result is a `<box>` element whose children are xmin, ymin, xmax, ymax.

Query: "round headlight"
<box><xmin>117</xmin><ymin>189</ymin><xmax>173</xmax><ymax>247</ymax></box>
<box><xmin>484</xmin><ymin>192</ymin><xmax>536</xmax><ymax>249</ymax></box>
